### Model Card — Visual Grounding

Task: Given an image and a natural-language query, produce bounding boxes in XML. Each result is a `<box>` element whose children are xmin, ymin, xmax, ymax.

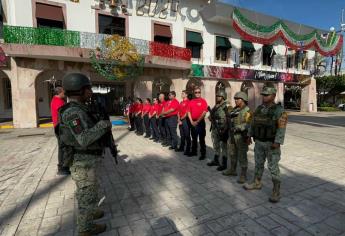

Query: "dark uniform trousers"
<box><xmin>143</xmin><ymin>114</ymin><xmax>151</xmax><ymax>137</ymax></box>
<box><xmin>158</xmin><ymin>117</ymin><xmax>166</xmax><ymax>142</ymax></box>
<box><xmin>150</xmin><ymin>117</ymin><xmax>160</xmax><ymax>141</ymax></box>
<box><xmin>179</xmin><ymin>118</ymin><xmax>191</xmax><ymax>152</ymax></box>
<box><xmin>54</xmin><ymin>124</ymin><xmax>68</xmax><ymax>171</ymax></box>
<box><xmin>166</xmin><ymin>115</ymin><xmax>178</xmax><ymax>148</ymax></box>
<box><xmin>191</xmin><ymin>119</ymin><xmax>206</xmax><ymax>156</ymax></box>
<box><xmin>135</xmin><ymin>115</ymin><xmax>143</xmax><ymax>134</ymax></box>
<box><xmin>129</xmin><ymin>113</ymin><xmax>135</xmax><ymax>130</ymax></box>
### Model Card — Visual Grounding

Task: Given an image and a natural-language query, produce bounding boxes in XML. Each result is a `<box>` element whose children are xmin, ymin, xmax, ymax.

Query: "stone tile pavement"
<box><xmin>0</xmin><ymin>113</ymin><xmax>345</xmax><ymax>236</ymax></box>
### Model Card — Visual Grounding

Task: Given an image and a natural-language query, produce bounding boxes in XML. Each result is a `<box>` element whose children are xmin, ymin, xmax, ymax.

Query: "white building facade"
<box><xmin>0</xmin><ymin>0</ymin><xmax>342</xmax><ymax>128</ymax></box>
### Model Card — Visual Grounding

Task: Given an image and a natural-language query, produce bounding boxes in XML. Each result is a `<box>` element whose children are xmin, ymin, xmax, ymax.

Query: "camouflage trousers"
<box><xmin>211</xmin><ymin>129</ymin><xmax>227</xmax><ymax>157</ymax></box>
<box><xmin>70</xmin><ymin>154</ymin><xmax>101</xmax><ymax>232</ymax></box>
<box><xmin>254</xmin><ymin>140</ymin><xmax>281</xmax><ymax>181</ymax></box>
<box><xmin>229</xmin><ymin>134</ymin><xmax>248</xmax><ymax>168</ymax></box>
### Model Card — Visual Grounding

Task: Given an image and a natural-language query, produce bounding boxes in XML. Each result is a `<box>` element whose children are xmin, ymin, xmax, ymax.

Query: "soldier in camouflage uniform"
<box><xmin>207</xmin><ymin>90</ymin><xmax>229</xmax><ymax>171</ymax></box>
<box><xmin>243</xmin><ymin>86</ymin><xmax>288</xmax><ymax>203</ymax></box>
<box><xmin>222</xmin><ymin>92</ymin><xmax>252</xmax><ymax>184</ymax></box>
<box><xmin>59</xmin><ymin>73</ymin><xmax>110</xmax><ymax>235</ymax></box>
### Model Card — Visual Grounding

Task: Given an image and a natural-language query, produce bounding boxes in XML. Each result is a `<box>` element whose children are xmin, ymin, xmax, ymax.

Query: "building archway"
<box><xmin>215</xmin><ymin>80</ymin><xmax>231</xmax><ymax>101</ymax></box>
<box><xmin>152</xmin><ymin>77</ymin><xmax>173</xmax><ymax>98</ymax></box>
<box><xmin>241</xmin><ymin>81</ymin><xmax>255</xmax><ymax>110</ymax></box>
<box><xmin>35</xmin><ymin>70</ymin><xmax>65</xmax><ymax>125</ymax></box>
<box><xmin>186</xmin><ymin>78</ymin><xmax>204</xmax><ymax>99</ymax></box>
<box><xmin>0</xmin><ymin>71</ymin><xmax>13</xmax><ymax>124</ymax></box>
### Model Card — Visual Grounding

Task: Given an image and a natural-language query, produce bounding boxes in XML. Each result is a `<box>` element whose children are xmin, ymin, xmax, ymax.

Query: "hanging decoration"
<box><xmin>232</xmin><ymin>8</ymin><xmax>343</xmax><ymax>57</ymax></box>
<box><xmin>150</xmin><ymin>42</ymin><xmax>192</xmax><ymax>61</ymax></box>
<box><xmin>90</xmin><ymin>35</ymin><xmax>144</xmax><ymax>80</ymax></box>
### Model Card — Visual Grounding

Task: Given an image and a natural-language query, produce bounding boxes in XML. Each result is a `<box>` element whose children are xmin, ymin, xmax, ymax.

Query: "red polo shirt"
<box><xmin>129</xmin><ymin>103</ymin><xmax>135</xmax><ymax>114</ymax></box>
<box><xmin>50</xmin><ymin>96</ymin><xmax>65</xmax><ymax>127</ymax></box>
<box><xmin>188</xmin><ymin>98</ymin><xmax>208</xmax><ymax>121</ymax></box>
<box><xmin>142</xmin><ymin>104</ymin><xmax>151</xmax><ymax>115</ymax></box>
<box><xmin>179</xmin><ymin>99</ymin><xmax>189</xmax><ymax>119</ymax></box>
<box><xmin>149</xmin><ymin>104</ymin><xmax>158</xmax><ymax>116</ymax></box>
<box><xmin>136</xmin><ymin>103</ymin><xmax>143</xmax><ymax>114</ymax></box>
<box><xmin>164</xmin><ymin>99</ymin><xmax>179</xmax><ymax>117</ymax></box>
<box><xmin>157</xmin><ymin>101</ymin><xmax>166</xmax><ymax>117</ymax></box>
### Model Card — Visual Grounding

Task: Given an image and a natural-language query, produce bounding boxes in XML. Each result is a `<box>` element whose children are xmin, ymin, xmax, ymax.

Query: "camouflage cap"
<box><xmin>261</xmin><ymin>86</ymin><xmax>277</xmax><ymax>95</ymax></box>
<box><xmin>234</xmin><ymin>91</ymin><xmax>248</xmax><ymax>102</ymax></box>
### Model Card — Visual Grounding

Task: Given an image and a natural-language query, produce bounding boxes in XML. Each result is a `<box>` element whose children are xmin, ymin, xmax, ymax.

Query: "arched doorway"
<box><xmin>186</xmin><ymin>78</ymin><xmax>203</xmax><ymax>99</ymax></box>
<box><xmin>215</xmin><ymin>80</ymin><xmax>231</xmax><ymax>102</ymax></box>
<box><xmin>152</xmin><ymin>77</ymin><xmax>173</xmax><ymax>98</ymax></box>
<box><xmin>241</xmin><ymin>81</ymin><xmax>255</xmax><ymax>110</ymax></box>
<box><xmin>35</xmin><ymin>70</ymin><xmax>65</xmax><ymax>125</ymax></box>
<box><xmin>284</xmin><ymin>84</ymin><xmax>301</xmax><ymax>110</ymax></box>
<box><xmin>0</xmin><ymin>71</ymin><xmax>13</xmax><ymax>124</ymax></box>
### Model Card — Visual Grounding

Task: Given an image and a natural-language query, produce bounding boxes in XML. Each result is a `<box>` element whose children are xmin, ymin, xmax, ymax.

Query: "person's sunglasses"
<box><xmin>194</xmin><ymin>91</ymin><xmax>201</xmax><ymax>94</ymax></box>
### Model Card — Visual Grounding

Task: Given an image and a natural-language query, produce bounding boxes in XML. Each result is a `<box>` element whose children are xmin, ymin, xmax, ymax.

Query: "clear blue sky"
<box><xmin>221</xmin><ymin>0</ymin><xmax>345</xmax><ymax>31</ymax></box>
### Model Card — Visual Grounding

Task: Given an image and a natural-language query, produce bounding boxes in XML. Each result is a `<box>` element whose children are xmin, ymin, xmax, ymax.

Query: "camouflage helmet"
<box><xmin>216</xmin><ymin>90</ymin><xmax>227</xmax><ymax>100</ymax></box>
<box><xmin>234</xmin><ymin>91</ymin><xmax>248</xmax><ymax>102</ymax></box>
<box><xmin>261</xmin><ymin>86</ymin><xmax>277</xmax><ymax>95</ymax></box>
<box><xmin>62</xmin><ymin>73</ymin><xmax>91</xmax><ymax>92</ymax></box>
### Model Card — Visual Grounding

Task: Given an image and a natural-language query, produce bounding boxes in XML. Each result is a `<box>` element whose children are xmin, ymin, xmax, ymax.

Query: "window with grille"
<box><xmin>99</xmin><ymin>14</ymin><xmax>126</xmax><ymax>36</ymax></box>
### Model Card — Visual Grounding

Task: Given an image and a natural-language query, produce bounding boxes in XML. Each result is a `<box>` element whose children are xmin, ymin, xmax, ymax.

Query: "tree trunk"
<box><xmin>330</xmin><ymin>56</ymin><xmax>334</xmax><ymax>75</ymax></box>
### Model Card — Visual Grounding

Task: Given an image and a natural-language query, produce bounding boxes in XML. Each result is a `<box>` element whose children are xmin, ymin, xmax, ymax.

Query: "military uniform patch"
<box><xmin>278</xmin><ymin>112</ymin><xmax>288</xmax><ymax>128</ymax></box>
<box><xmin>69</xmin><ymin>118</ymin><xmax>83</xmax><ymax>134</ymax></box>
<box><xmin>244</xmin><ymin>111</ymin><xmax>252</xmax><ymax>124</ymax></box>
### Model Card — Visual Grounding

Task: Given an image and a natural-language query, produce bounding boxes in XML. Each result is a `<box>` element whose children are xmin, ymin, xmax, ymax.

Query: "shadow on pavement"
<box><xmin>91</xmin><ymin>142</ymin><xmax>345</xmax><ymax>236</ymax></box>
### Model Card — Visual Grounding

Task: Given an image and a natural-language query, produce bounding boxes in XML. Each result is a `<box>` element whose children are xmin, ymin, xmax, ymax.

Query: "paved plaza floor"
<box><xmin>0</xmin><ymin>112</ymin><xmax>345</xmax><ymax>236</ymax></box>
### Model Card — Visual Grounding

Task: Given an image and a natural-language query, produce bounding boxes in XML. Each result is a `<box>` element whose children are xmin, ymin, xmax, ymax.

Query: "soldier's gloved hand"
<box><xmin>271</xmin><ymin>143</ymin><xmax>280</xmax><ymax>149</ymax></box>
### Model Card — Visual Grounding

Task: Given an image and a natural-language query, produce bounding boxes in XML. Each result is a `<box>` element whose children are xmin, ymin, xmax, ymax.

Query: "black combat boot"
<box><xmin>207</xmin><ymin>155</ymin><xmax>220</xmax><ymax>166</ymax></box>
<box><xmin>217</xmin><ymin>156</ymin><xmax>227</xmax><ymax>171</ymax></box>
<box><xmin>175</xmin><ymin>146</ymin><xmax>184</xmax><ymax>152</ymax></box>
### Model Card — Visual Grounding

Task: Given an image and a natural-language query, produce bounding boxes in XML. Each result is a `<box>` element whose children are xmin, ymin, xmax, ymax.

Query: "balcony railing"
<box><xmin>3</xmin><ymin>25</ymin><xmax>191</xmax><ymax>61</ymax></box>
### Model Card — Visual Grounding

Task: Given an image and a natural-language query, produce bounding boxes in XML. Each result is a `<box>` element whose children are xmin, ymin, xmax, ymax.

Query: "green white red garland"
<box><xmin>232</xmin><ymin>8</ymin><xmax>343</xmax><ymax>56</ymax></box>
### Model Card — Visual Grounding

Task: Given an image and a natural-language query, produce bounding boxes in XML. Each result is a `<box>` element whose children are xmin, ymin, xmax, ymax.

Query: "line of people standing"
<box><xmin>128</xmin><ymin>87</ymin><xmax>208</xmax><ymax>159</ymax></box>
<box><xmin>127</xmin><ymin>85</ymin><xmax>287</xmax><ymax>203</ymax></box>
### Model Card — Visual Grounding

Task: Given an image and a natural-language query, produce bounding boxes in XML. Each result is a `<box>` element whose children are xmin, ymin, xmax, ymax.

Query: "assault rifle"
<box><xmin>226</xmin><ymin>106</ymin><xmax>240</xmax><ymax>144</ymax></box>
<box><xmin>208</xmin><ymin>105</ymin><xmax>228</xmax><ymax>141</ymax></box>
<box><xmin>88</xmin><ymin>96</ymin><xmax>118</xmax><ymax>164</ymax></box>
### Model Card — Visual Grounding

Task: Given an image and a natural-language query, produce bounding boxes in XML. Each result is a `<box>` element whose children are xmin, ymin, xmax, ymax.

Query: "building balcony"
<box><xmin>2</xmin><ymin>25</ymin><xmax>191</xmax><ymax>70</ymax></box>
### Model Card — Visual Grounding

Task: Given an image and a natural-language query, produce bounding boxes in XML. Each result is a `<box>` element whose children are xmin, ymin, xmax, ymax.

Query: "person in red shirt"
<box><xmin>142</xmin><ymin>98</ymin><xmax>152</xmax><ymax>138</ymax></box>
<box><xmin>127</xmin><ymin>98</ymin><xmax>135</xmax><ymax>131</ymax></box>
<box><xmin>134</xmin><ymin>98</ymin><xmax>144</xmax><ymax>135</ymax></box>
<box><xmin>50</xmin><ymin>86</ymin><xmax>70</xmax><ymax>175</ymax></box>
<box><xmin>161</xmin><ymin>91</ymin><xmax>180</xmax><ymax>150</ymax></box>
<box><xmin>149</xmin><ymin>97</ymin><xmax>160</xmax><ymax>142</ymax></box>
<box><xmin>157</xmin><ymin>93</ymin><xmax>167</xmax><ymax>144</ymax></box>
<box><xmin>187</xmin><ymin>87</ymin><xmax>208</xmax><ymax>160</ymax></box>
<box><xmin>176</xmin><ymin>90</ymin><xmax>191</xmax><ymax>155</ymax></box>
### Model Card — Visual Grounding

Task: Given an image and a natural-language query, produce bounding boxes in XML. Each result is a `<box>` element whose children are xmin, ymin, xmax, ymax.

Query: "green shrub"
<box><xmin>320</xmin><ymin>102</ymin><xmax>333</xmax><ymax>107</ymax></box>
<box><xmin>318</xmin><ymin>107</ymin><xmax>342</xmax><ymax>112</ymax></box>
